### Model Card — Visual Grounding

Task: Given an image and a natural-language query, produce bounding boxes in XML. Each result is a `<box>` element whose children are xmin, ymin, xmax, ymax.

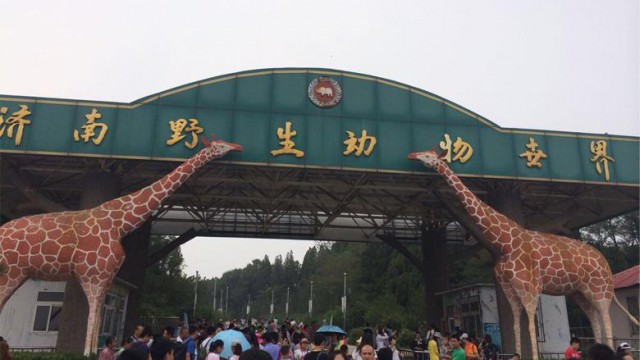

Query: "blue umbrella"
<box><xmin>212</xmin><ymin>329</ymin><xmax>251</xmax><ymax>358</ymax></box>
<box><xmin>315</xmin><ymin>325</ymin><xmax>346</xmax><ymax>335</ymax></box>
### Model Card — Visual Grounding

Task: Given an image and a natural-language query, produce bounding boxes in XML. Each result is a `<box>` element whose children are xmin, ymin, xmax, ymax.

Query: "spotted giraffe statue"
<box><xmin>0</xmin><ymin>137</ymin><xmax>241</xmax><ymax>355</ymax></box>
<box><xmin>409</xmin><ymin>149</ymin><xmax>639</xmax><ymax>359</ymax></box>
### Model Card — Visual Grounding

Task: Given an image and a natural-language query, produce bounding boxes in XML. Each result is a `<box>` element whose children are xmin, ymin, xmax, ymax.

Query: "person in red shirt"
<box><xmin>565</xmin><ymin>338</ymin><xmax>582</xmax><ymax>360</ymax></box>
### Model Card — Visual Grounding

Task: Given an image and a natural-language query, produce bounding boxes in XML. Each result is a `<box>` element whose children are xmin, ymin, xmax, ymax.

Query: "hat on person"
<box><xmin>433</xmin><ymin>332</ymin><xmax>442</xmax><ymax>339</ymax></box>
<box><xmin>291</xmin><ymin>321</ymin><xmax>297</xmax><ymax>326</ymax></box>
<box><xmin>619</xmin><ymin>343</ymin><xmax>632</xmax><ymax>350</ymax></box>
<box><xmin>460</xmin><ymin>333</ymin><xmax>469</xmax><ymax>340</ymax></box>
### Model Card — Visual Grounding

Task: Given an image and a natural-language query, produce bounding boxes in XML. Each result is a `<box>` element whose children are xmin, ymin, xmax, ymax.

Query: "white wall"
<box><xmin>475</xmin><ymin>286</ymin><xmax>571</xmax><ymax>354</ymax></box>
<box><xmin>537</xmin><ymin>295</ymin><xmax>570</xmax><ymax>354</ymax></box>
<box><xmin>480</xmin><ymin>286</ymin><xmax>500</xmax><ymax>324</ymax></box>
<box><xmin>0</xmin><ymin>279</ymin><xmax>66</xmax><ymax>348</ymax></box>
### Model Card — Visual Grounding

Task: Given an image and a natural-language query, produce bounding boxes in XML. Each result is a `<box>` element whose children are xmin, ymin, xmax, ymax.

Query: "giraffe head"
<box><xmin>202</xmin><ymin>135</ymin><xmax>243</xmax><ymax>158</ymax></box>
<box><xmin>408</xmin><ymin>147</ymin><xmax>447</xmax><ymax>169</ymax></box>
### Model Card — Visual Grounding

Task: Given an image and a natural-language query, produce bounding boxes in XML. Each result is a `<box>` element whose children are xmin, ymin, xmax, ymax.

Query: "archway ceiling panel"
<box><xmin>1</xmin><ymin>154</ymin><xmax>637</xmax><ymax>242</ymax></box>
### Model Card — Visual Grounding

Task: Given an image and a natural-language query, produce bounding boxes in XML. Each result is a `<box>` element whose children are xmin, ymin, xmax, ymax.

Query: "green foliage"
<box><xmin>140</xmin><ymin>235</ymin><xmax>191</xmax><ymax>317</ymax></box>
<box><xmin>349</xmin><ymin>327</ymin><xmax>364</xmax><ymax>345</ymax></box>
<box><xmin>397</xmin><ymin>328</ymin><xmax>416</xmax><ymax>348</ymax></box>
<box><xmin>580</xmin><ymin>211</ymin><xmax>639</xmax><ymax>273</ymax></box>
<box><xmin>138</xmin><ymin>211</ymin><xmax>638</xmax><ymax>338</ymax></box>
<box><xmin>10</xmin><ymin>352</ymin><xmax>96</xmax><ymax>360</ymax></box>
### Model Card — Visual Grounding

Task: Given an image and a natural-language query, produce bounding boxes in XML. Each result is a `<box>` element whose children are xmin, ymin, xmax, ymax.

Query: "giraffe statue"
<box><xmin>408</xmin><ymin>149</ymin><xmax>639</xmax><ymax>359</ymax></box>
<box><xmin>0</xmin><ymin>137</ymin><xmax>241</xmax><ymax>355</ymax></box>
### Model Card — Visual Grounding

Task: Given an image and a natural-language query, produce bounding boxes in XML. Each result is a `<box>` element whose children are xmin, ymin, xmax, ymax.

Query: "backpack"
<box><xmin>175</xmin><ymin>338</ymin><xmax>194</xmax><ymax>360</ymax></box>
<box><xmin>174</xmin><ymin>342</ymin><xmax>187</xmax><ymax>360</ymax></box>
<box><xmin>483</xmin><ymin>344</ymin><xmax>499</xmax><ymax>360</ymax></box>
<box><xmin>198</xmin><ymin>338</ymin><xmax>213</xmax><ymax>360</ymax></box>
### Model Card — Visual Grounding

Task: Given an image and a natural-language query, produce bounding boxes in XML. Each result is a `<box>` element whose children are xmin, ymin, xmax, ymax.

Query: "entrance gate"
<box><xmin>1</xmin><ymin>68</ymin><xmax>638</xmax><ymax>353</ymax></box>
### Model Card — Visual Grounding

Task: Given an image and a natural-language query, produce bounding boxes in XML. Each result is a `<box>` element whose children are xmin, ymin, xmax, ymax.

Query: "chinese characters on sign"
<box><xmin>343</xmin><ymin>130</ymin><xmax>377</xmax><ymax>157</ymax></box>
<box><xmin>439</xmin><ymin>134</ymin><xmax>473</xmax><ymax>163</ymax></box>
<box><xmin>271</xmin><ymin>121</ymin><xmax>304</xmax><ymax>158</ymax></box>
<box><xmin>166</xmin><ymin>118</ymin><xmax>204</xmax><ymax>149</ymax></box>
<box><xmin>73</xmin><ymin>108</ymin><xmax>109</xmax><ymax>145</ymax></box>
<box><xmin>519</xmin><ymin>137</ymin><xmax>547</xmax><ymax>168</ymax></box>
<box><xmin>590</xmin><ymin>140</ymin><xmax>615</xmax><ymax>182</ymax></box>
<box><xmin>0</xmin><ymin>102</ymin><xmax>626</xmax><ymax>184</ymax></box>
<box><xmin>0</xmin><ymin>105</ymin><xmax>32</xmax><ymax>146</ymax></box>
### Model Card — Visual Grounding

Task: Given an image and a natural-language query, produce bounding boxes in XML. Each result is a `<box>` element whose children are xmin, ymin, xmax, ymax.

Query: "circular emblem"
<box><xmin>308</xmin><ymin>77</ymin><xmax>342</xmax><ymax>108</ymax></box>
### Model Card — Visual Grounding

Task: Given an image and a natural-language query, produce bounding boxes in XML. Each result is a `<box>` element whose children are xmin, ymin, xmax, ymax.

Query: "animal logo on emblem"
<box><xmin>308</xmin><ymin>77</ymin><xmax>342</xmax><ymax>108</ymax></box>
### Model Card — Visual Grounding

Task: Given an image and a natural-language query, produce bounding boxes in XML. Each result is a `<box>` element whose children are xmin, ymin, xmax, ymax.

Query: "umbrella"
<box><xmin>212</xmin><ymin>329</ymin><xmax>251</xmax><ymax>358</ymax></box>
<box><xmin>315</xmin><ymin>325</ymin><xmax>346</xmax><ymax>335</ymax></box>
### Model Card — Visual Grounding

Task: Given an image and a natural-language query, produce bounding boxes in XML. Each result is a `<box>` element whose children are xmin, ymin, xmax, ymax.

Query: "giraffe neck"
<box><xmin>434</xmin><ymin>160</ymin><xmax>521</xmax><ymax>254</ymax></box>
<box><xmin>100</xmin><ymin>147</ymin><xmax>219</xmax><ymax>235</ymax></box>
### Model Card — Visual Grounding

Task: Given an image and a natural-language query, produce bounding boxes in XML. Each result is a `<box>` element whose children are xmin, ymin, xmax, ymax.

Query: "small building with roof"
<box><xmin>610</xmin><ymin>265</ymin><xmax>639</xmax><ymax>347</ymax></box>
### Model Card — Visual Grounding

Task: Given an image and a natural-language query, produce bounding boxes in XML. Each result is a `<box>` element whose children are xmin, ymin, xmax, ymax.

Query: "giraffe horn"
<box><xmin>202</xmin><ymin>136</ymin><xmax>210</xmax><ymax>147</ymax></box>
<box><xmin>210</xmin><ymin>134</ymin><xmax>216</xmax><ymax>142</ymax></box>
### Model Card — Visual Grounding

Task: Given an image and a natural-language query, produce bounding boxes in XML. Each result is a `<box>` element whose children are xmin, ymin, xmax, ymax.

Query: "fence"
<box><xmin>10</xmin><ymin>347</ymin><xmax>56</xmax><ymax>353</ymax></box>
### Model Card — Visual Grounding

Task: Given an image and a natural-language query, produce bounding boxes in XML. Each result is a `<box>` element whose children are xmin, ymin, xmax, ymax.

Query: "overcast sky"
<box><xmin>1</xmin><ymin>0</ymin><xmax>638</xmax><ymax>279</ymax></box>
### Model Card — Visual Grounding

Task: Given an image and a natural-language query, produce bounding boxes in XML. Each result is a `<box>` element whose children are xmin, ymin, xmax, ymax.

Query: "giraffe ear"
<box><xmin>439</xmin><ymin>149</ymin><xmax>449</xmax><ymax>159</ymax></box>
<box><xmin>201</xmin><ymin>136</ymin><xmax>211</xmax><ymax>147</ymax></box>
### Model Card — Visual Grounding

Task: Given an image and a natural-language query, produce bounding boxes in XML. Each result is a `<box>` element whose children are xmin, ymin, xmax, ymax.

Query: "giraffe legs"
<box><xmin>498</xmin><ymin>281</ymin><xmax>524</xmax><ymax>356</ymax></box>
<box><xmin>593</xmin><ymin>298</ymin><xmax>613</xmax><ymax>347</ymax></box>
<box><xmin>570</xmin><ymin>292</ymin><xmax>601</xmax><ymax>342</ymax></box>
<box><xmin>78</xmin><ymin>277</ymin><xmax>110</xmax><ymax>355</ymax></box>
<box><xmin>522</xmin><ymin>298</ymin><xmax>539</xmax><ymax>360</ymax></box>
<box><xmin>0</xmin><ymin>268</ymin><xmax>28</xmax><ymax>312</ymax></box>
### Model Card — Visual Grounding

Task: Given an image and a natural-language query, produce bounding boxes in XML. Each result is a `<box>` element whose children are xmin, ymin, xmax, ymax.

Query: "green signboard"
<box><xmin>1</xmin><ymin>68</ymin><xmax>638</xmax><ymax>186</ymax></box>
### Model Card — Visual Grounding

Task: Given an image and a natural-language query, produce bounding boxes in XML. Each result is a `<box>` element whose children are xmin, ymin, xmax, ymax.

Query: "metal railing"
<box><xmin>398</xmin><ymin>348</ymin><xmax>429</xmax><ymax>360</ymax></box>
<box><xmin>10</xmin><ymin>347</ymin><xmax>56</xmax><ymax>353</ymax></box>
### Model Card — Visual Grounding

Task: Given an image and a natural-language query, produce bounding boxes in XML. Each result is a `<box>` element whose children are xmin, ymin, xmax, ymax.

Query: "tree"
<box><xmin>140</xmin><ymin>235</ymin><xmax>191</xmax><ymax>317</ymax></box>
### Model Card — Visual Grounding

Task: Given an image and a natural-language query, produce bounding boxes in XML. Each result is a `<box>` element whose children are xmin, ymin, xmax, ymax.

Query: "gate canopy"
<box><xmin>1</xmin><ymin>68</ymin><xmax>638</xmax><ymax>240</ymax></box>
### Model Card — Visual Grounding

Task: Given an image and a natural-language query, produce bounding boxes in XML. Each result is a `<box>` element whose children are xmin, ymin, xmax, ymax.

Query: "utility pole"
<box><xmin>309</xmin><ymin>280</ymin><xmax>314</xmax><ymax>318</ymax></box>
<box><xmin>219</xmin><ymin>289</ymin><xmax>223</xmax><ymax>312</ymax></box>
<box><xmin>225</xmin><ymin>286</ymin><xmax>229</xmax><ymax>314</ymax></box>
<box><xmin>286</xmin><ymin>287</ymin><xmax>290</xmax><ymax>318</ymax></box>
<box><xmin>342</xmin><ymin>272</ymin><xmax>347</xmax><ymax>330</ymax></box>
<box><xmin>270</xmin><ymin>289</ymin><xmax>275</xmax><ymax>317</ymax></box>
<box><xmin>213</xmin><ymin>279</ymin><xmax>217</xmax><ymax>313</ymax></box>
<box><xmin>247</xmin><ymin>294</ymin><xmax>251</xmax><ymax>319</ymax></box>
<box><xmin>193</xmin><ymin>271</ymin><xmax>199</xmax><ymax>321</ymax></box>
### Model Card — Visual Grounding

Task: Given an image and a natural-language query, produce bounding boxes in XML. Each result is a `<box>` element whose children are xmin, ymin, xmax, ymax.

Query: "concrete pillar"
<box><xmin>420</xmin><ymin>223</ymin><xmax>448</xmax><ymax>327</ymax></box>
<box><xmin>118</xmin><ymin>220</ymin><xmax>152</xmax><ymax>339</ymax></box>
<box><xmin>485</xmin><ymin>183</ymin><xmax>533</xmax><ymax>356</ymax></box>
<box><xmin>56</xmin><ymin>171</ymin><xmax>120</xmax><ymax>352</ymax></box>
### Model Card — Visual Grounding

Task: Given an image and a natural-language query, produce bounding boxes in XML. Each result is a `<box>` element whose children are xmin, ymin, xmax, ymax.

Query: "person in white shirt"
<box><xmin>376</xmin><ymin>326</ymin><xmax>389</xmax><ymax>350</ymax></box>
<box><xmin>294</xmin><ymin>338</ymin><xmax>310</xmax><ymax>360</ymax></box>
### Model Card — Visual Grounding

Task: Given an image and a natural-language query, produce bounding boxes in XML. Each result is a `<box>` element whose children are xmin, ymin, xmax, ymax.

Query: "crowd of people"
<box><xmin>410</xmin><ymin>324</ymin><xmax>500</xmax><ymax>360</ymax></box>
<box><xmin>0</xmin><ymin>321</ymin><xmax>636</xmax><ymax>360</ymax></box>
<box><xmin>408</xmin><ymin>324</ymin><xmax>636</xmax><ymax>360</ymax></box>
<box><xmin>98</xmin><ymin>318</ymin><xmax>354</xmax><ymax>360</ymax></box>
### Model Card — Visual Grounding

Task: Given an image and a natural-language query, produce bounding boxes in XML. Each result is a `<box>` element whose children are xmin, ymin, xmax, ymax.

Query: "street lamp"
<box><xmin>225</xmin><ymin>286</ymin><xmax>229</xmax><ymax>314</ymax></box>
